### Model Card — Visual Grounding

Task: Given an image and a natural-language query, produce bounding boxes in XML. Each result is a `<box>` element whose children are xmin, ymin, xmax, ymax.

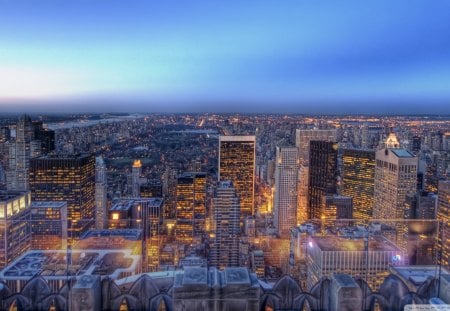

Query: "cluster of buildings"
<box><xmin>0</xmin><ymin>113</ymin><xmax>450</xmax><ymax>309</ymax></box>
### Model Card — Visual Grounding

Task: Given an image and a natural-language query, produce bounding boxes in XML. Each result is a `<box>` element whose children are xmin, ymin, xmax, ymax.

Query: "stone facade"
<box><xmin>0</xmin><ymin>267</ymin><xmax>447</xmax><ymax>311</ymax></box>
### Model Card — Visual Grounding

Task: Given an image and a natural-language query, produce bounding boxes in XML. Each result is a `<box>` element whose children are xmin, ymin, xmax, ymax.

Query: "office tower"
<box><xmin>437</xmin><ymin>181</ymin><xmax>450</xmax><ymax>268</ymax></box>
<box><xmin>210</xmin><ymin>181</ymin><xmax>240</xmax><ymax>268</ymax></box>
<box><xmin>95</xmin><ymin>156</ymin><xmax>108</xmax><ymax>229</ymax></box>
<box><xmin>373</xmin><ymin>146</ymin><xmax>418</xmax><ymax>221</ymax></box>
<box><xmin>273</xmin><ymin>147</ymin><xmax>299</xmax><ymax>238</ymax></box>
<box><xmin>108</xmin><ymin>198</ymin><xmax>163</xmax><ymax>272</ymax></box>
<box><xmin>295</xmin><ymin>129</ymin><xmax>336</xmax><ymax>225</ymax></box>
<box><xmin>140</xmin><ymin>180</ymin><xmax>163</xmax><ymax>198</ymax></box>
<box><xmin>373</xmin><ymin>140</ymin><xmax>417</xmax><ymax>254</ymax></box>
<box><xmin>132</xmin><ymin>159</ymin><xmax>142</xmax><ymax>197</ymax></box>
<box><xmin>29</xmin><ymin>154</ymin><xmax>95</xmax><ymax>245</ymax></box>
<box><xmin>342</xmin><ymin>149</ymin><xmax>375</xmax><ymax>221</ymax></box>
<box><xmin>295</xmin><ymin>129</ymin><xmax>337</xmax><ymax>166</ymax></box>
<box><xmin>7</xmin><ymin>115</ymin><xmax>42</xmax><ymax>191</ymax></box>
<box><xmin>308</xmin><ymin>141</ymin><xmax>338</xmax><ymax>219</ymax></box>
<box><xmin>251</xmin><ymin>250</ymin><xmax>265</xmax><ymax>278</ymax></box>
<box><xmin>0</xmin><ymin>191</ymin><xmax>31</xmax><ymax>268</ymax></box>
<box><xmin>219</xmin><ymin>135</ymin><xmax>255</xmax><ymax>218</ymax></box>
<box><xmin>405</xmin><ymin>191</ymin><xmax>437</xmax><ymax>220</ymax></box>
<box><xmin>32</xmin><ymin>121</ymin><xmax>55</xmax><ymax>154</ymax></box>
<box><xmin>321</xmin><ymin>195</ymin><xmax>353</xmax><ymax>220</ymax></box>
<box><xmin>162</xmin><ymin>167</ymin><xmax>177</xmax><ymax>219</ymax></box>
<box><xmin>306</xmin><ymin>236</ymin><xmax>403</xmax><ymax>290</ymax></box>
<box><xmin>412</xmin><ymin>136</ymin><xmax>421</xmax><ymax>153</ymax></box>
<box><xmin>30</xmin><ymin>201</ymin><xmax>68</xmax><ymax>250</ymax></box>
<box><xmin>175</xmin><ymin>172</ymin><xmax>206</xmax><ymax>244</ymax></box>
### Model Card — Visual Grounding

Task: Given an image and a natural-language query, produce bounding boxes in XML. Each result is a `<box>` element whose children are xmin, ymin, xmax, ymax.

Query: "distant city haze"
<box><xmin>1</xmin><ymin>0</ymin><xmax>450</xmax><ymax>114</ymax></box>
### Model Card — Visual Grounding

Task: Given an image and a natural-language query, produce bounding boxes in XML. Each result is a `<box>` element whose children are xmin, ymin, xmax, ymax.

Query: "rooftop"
<box><xmin>219</xmin><ymin>135</ymin><xmax>255</xmax><ymax>142</ymax></box>
<box><xmin>312</xmin><ymin>236</ymin><xmax>400</xmax><ymax>252</ymax></box>
<box><xmin>0</xmin><ymin>191</ymin><xmax>28</xmax><ymax>202</ymax></box>
<box><xmin>0</xmin><ymin>249</ymin><xmax>140</xmax><ymax>281</ymax></box>
<box><xmin>390</xmin><ymin>148</ymin><xmax>415</xmax><ymax>158</ymax></box>
<box><xmin>79</xmin><ymin>229</ymin><xmax>142</xmax><ymax>240</ymax></box>
<box><xmin>110</xmin><ymin>198</ymin><xmax>163</xmax><ymax>211</ymax></box>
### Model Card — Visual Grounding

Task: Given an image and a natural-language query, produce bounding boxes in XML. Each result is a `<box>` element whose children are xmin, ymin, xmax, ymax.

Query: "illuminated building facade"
<box><xmin>108</xmin><ymin>198</ymin><xmax>163</xmax><ymax>272</ymax></box>
<box><xmin>295</xmin><ymin>129</ymin><xmax>337</xmax><ymax>167</ymax></box>
<box><xmin>342</xmin><ymin>149</ymin><xmax>375</xmax><ymax>221</ymax></box>
<box><xmin>321</xmin><ymin>195</ymin><xmax>353</xmax><ymax>220</ymax></box>
<box><xmin>132</xmin><ymin>159</ymin><xmax>142</xmax><ymax>197</ymax></box>
<box><xmin>0</xmin><ymin>191</ymin><xmax>31</xmax><ymax>268</ymax></box>
<box><xmin>308</xmin><ymin>141</ymin><xmax>338</xmax><ymax>220</ymax></box>
<box><xmin>95</xmin><ymin>156</ymin><xmax>107</xmax><ymax>229</ymax></box>
<box><xmin>175</xmin><ymin>172</ymin><xmax>206</xmax><ymax>244</ymax></box>
<box><xmin>29</xmin><ymin>153</ymin><xmax>95</xmax><ymax>245</ymax></box>
<box><xmin>273</xmin><ymin>146</ymin><xmax>299</xmax><ymax>238</ymax></box>
<box><xmin>7</xmin><ymin>115</ymin><xmax>41</xmax><ymax>191</ymax></box>
<box><xmin>30</xmin><ymin>201</ymin><xmax>68</xmax><ymax>250</ymax></box>
<box><xmin>295</xmin><ymin>129</ymin><xmax>336</xmax><ymax>225</ymax></box>
<box><xmin>219</xmin><ymin>135</ymin><xmax>255</xmax><ymax>218</ymax></box>
<box><xmin>306</xmin><ymin>236</ymin><xmax>404</xmax><ymax>290</ymax></box>
<box><xmin>210</xmin><ymin>181</ymin><xmax>240</xmax><ymax>268</ymax></box>
<box><xmin>438</xmin><ymin>180</ymin><xmax>450</xmax><ymax>268</ymax></box>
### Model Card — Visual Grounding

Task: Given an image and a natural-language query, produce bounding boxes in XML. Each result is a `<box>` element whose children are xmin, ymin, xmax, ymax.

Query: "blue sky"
<box><xmin>1</xmin><ymin>0</ymin><xmax>450</xmax><ymax>113</ymax></box>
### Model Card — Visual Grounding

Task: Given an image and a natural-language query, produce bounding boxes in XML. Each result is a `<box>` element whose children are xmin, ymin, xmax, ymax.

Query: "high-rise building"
<box><xmin>175</xmin><ymin>172</ymin><xmax>206</xmax><ymax>244</ymax></box>
<box><xmin>219</xmin><ymin>135</ymin><xmax>255</xmax><ymax>218</ymax></box>
<box><xmin>131</xmin><ymin>159</ymin><xmax>142</xmax><ymax>197</ymax></box>
<box><xmin>342</xmin><ymin>149</ymin><xmax>375</xmax><ymax>221</ymax></box>
<box><xmin>373</xmin><ymin>146</ymin><xmax>418</xmax><ymax>221</ymax></box>
<box><xmin>295</xmin><ymin>129</ymin><xmax>337</xmax><ymax>167</ymax></box>
<box><xmin>30</xmin><ymin>201</ymin><xmax>68</xmax><ymax>250</ymax></box>
<box><xmin>295</xmin><ymin>129</ymin><xmax>336</xmax><ymax>225</ymax></box>
<box><xmin>95</xmin><ymin>156</ymin><xmax>107</xmax><ymax>229</ymax></box>
<box><xmin>437</xmin><ymin>180</ymin><xmax>450</xmax><ymax>268</ymax></box>
<box><xmin>373</xmin><ymin>141</ymin><xmax>417</xmax><ymax>253</ymax></box>
<box><xmin>32</xmin><ymin>121</ymin><xmax>55</xmax><ymax>154</ymax></box>
<box><xmin>108</xmin><ymin>198</ymin><xmax>163</xmax><ymax>272</ymax></box>
<box><xmin>140</xmin><ymin>180</ymin><xmax>163</xmax><ymax>198</ymax></box>
<box><xmin>0</xmin><ymin>191</ymin><xmax>31</xmax><ymax>268</ymax></box>
<box><xmin>210</xmin><ymin>181</ymin><xmax>240</xmax><ymax>268</ymax></box>
<box><xmin>29</xmin><ymin>154</ymin><xmax>96</xmax><ymax>245</ymax></box>
<box><xmin>308</xmin><ymin>141</ymin><xmax>338</xmax><ymax>219</ymax></box>
<box><xmin>6</xmin><ymin>115</ymin><xmax>41</xmax><ymax>191</ymax></box>
<box><xmin>273</xmin><ymin>147</ymin><xmax>299</xmax><ymax>238</ymax></box>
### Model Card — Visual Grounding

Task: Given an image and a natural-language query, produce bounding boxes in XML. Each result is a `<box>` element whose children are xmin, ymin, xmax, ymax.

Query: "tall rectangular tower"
<box><xmin>29</xmin><ymin>154</ymin><xmax>96</xmax><ymax>245</ymax></box>
<box><xmin>210</xmin><ymin>180</ymin><xmax>240</xmax><ymax>268</ymax></box>
<box><xmin>342</xmin><ymin>149</ymin><xmax>375</xmax><ymax>221</ymax></box>
<box><xmin>273</xmin><ymin>147</ymin><xmax>299</xmax><ymax>238</ymax></box>
<box><xmin>437</xmin><ymin>180</ymin><xmax>450</xmax><ymax>268</ymax></box>
<box><xmin>219</xmin><ymin>135</ymin><xmax>255</xmax><ymax>218</ymax></box>
<box><xmin>308</xmin><ymin>141</ymin><xmax>338</xmax><ymax>219</ymax></box>
<box><xmin>175</xmin><ymin>172</ymin><xmax>206</xmax><ymax>244</ymax></box>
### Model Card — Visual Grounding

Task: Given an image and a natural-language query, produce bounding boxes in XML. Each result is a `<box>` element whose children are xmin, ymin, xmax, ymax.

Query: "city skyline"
<box><xmin>1</xmin><ymin>1</ymin><xmax>450</xmax><ymax>114</ymax></box>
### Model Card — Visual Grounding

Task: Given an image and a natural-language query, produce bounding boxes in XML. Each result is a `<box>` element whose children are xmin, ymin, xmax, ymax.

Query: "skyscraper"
<box><xmin>219</xmin><ymin>135</ymin><xmax>255</xmax><ymax>219</ymax></box>
<box><xmin>210</xmin><ymin>181</ymin><xmax>240</xmax><ymax>268</ymax></box>
<box><xmin>295</xmin><ymin>129</ymin><xmax>337</xmax><ymax>224</ymax></box>
<box><xmin>95</xmin><ymin>156</ymin><xmax>107</xmax><ymax>229</ymax></box>
<box><xmin>273</xmin><ymin>146</ymin><xmax>299</xmax><ymax>238</ymax></box>
<box><xmin>373</xmin><ymin>147</ymin><xmax>418</xmax><ymax>220</ymax></box>
<box><xmin>0</xmin><ymin>191</ymin><xmax>31</xmax><ymax>268</ymax></box>
<box><xmin>342</xmin><ymin>149</ymin><xmax>375</xmax><ymax>221</ymax></box>
<box><xmin>132</xmin><ymin>159</ymin><xmax>142</xmax><ymax>197</ymax></box>
<box><xmin>437</xmin><ymin>180</ymin><xmax>450</xmax><ymax>268</ymax></box>
<box><xmin>373</xmin><ymin>141</ymin><xmax>417</xmax><ymax>253</ymax></box>
<box><xmin>295</xmin><ymin>129</ymin><xmax>337</xmax><ymax>167</ymax></box>
<box><xmin>6</xmin><ymin>115</ymin><xmax>41</xmax><ymax>191</ymax></box>
<box><xmin>308</xmin><ymin>141</ymin><xmax>338</xmax><ymax>219</ymax></box>
<box><xmin>29</xmin><ymin>154</ymin><xmax>96</xmax><ymax>245</ymax></box>
<box><xmin>175</xmin><ymin>172</ymin><xmax>206</xmax><ymax>244</ymax></box>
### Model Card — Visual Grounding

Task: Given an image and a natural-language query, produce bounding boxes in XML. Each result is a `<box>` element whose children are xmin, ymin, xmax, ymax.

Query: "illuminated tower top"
<box><xmin>385</xmin><ymin>132</ymin><xmax>400</xmax><ymax>148</ymax></box>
